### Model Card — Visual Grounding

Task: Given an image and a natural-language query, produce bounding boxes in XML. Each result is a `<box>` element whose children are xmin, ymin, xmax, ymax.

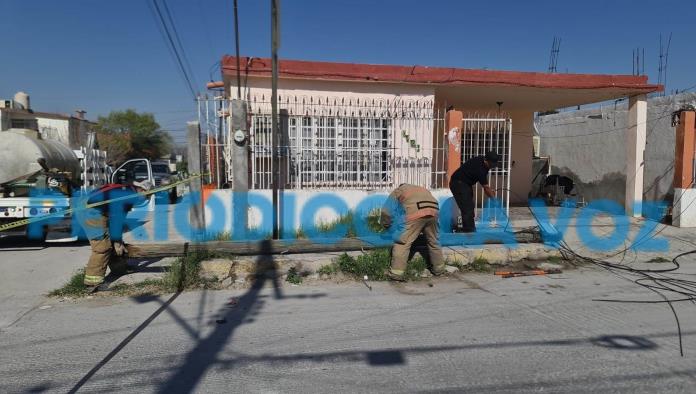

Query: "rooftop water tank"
<box><xmin>13</xmin><ymin>91</ymin><xmax>30</xmax><ymax>111</ymax></box>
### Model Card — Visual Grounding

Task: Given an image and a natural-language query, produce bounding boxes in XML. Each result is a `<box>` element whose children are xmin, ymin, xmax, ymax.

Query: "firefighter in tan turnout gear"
<box><xmin>80</xmin><ymin>180</ymin><xmax>152</xmax><ymax>291</ymax></box>
<box><xmin>381</xmin><ymin>183</ymin><xmax>445</xmax><ymax>281</ymax></box>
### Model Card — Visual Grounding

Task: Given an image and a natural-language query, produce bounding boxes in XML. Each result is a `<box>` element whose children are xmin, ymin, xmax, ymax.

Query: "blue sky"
<box><xmin>2</xmin><ymin>0</ymin><xmax>695</xmax><ymax>144</ymax></box>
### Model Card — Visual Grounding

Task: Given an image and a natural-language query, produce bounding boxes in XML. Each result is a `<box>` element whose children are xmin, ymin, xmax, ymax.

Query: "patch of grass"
<box><xmin>208</xmin><ymin>231</ymin><xmax>232</xmax><ymax>241</ymax></box>
<box><xmin>295</xmin><ymin>227</ymin><xmax>307</xmax><ymax>239</ymax></box>
<box><xmin>334</xmin><ymin>249</ymin><xmax>428</xmax><ymax>281</ymax></box>
<box><xmin>317</xmin><ymin>262</ymin><xmax>339</xmax><ymax>276</ymax></box>
<box><xmin>163</xmin><ymin>250</ymin><xmax>227</xmax><ymax>291</ymax></box>
<box><xmin>404</xmin><ymin>255</ymin><xmax>427</xmax><ymax>280</ymax></box>
<box><xmin>337</xmin><ymin>249</ymin><xmax>391</xmax><ymax>280</ymax></box>
<box><xmin>49</xmin><ymin>250</ymin><xmax>231</xmax><ymax>298</ymax></box>
<box><xmin>302</xmin><ymin>209</ymin><xmax>385</xmax><ymax>239</ymax></box>
<box><xmin>468</xmin><ymin>256</ymin><xmax>491</xmax><ymax>272</ymax></box>
<box><xmin>286</xmin><ymin>267</ymin><xmax>303</xmax><ymax>284</ymax></box>
<box><xmin>646</xmin><ymin>256</ymin><xmax>671</xmax><ymax>263</ymax></box>
<box><xmin>109</xmin><ymin>278</ymin><xmax>168</xmax><ymax>296</ymax></box>
<box><xmin>48</xmin><ymin>270</ymin><xmax>88</xmax><ymax>297</ymax></box>
<box><xmin>366</xmin><ymin>209</ymin><xmax>385</xmax><ymax>234</ymax></box>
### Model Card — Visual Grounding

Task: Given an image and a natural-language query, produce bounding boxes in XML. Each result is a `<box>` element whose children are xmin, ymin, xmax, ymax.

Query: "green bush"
<box><xmin>337</xmin><ymin>249</ymin><xmax>391</xmax><ymax>280</ymax></box>
<box><xmin>286</xmin><ymin>267</ymin><xmax>303</xmax><ymax>284</ymax></box>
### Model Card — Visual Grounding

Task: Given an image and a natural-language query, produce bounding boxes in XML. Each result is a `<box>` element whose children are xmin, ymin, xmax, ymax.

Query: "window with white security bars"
<box><xmin>240</xmin><ymin>95</ymin><xmax>437</xmax><ymax>191</ymax></box>
<box><xmin>284</xmin><ymin>116</ymin><xmax>392</xmax><ymax>189</ymax></box>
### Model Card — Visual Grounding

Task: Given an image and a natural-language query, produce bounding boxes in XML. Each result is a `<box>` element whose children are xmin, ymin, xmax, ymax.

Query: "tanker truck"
<box><xmin>0</xmin><ymin>128</ymin><xmax>155</xmax><ymax>241</ymax></box>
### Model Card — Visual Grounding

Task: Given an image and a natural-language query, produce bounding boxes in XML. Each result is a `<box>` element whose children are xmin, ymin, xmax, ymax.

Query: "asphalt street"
<box><xmin>1</xmin><ymin>240</ymin><xmax>696</xmax><ymax>393</ymax></box>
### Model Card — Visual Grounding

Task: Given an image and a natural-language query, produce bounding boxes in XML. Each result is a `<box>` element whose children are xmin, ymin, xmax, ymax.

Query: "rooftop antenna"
<box><xmin>664</xmin><ymin>32</ymin><xmax>672</xmax><ymax>96</ymax></box>
<box><xmin>632</xmin><ymin>47</ymin><xmax>646</xmax><ymax>76</ymax></box>
<box><xmin>657</xmin><ymin>33</ymin><xmax>672</xmax><ymax>96</ymax></box>
<box><xmin>548</xmin><ymin>36</ymin><xmax>561</xmax><ymax>73</ymax></box>
<box><xmin>658</xmin><ymin>34</ymin><xmax>663</xmax><ymax>87</ymax></box>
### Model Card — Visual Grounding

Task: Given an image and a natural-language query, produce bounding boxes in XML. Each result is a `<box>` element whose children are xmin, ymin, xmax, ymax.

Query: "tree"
<box><xmin>95</xmin><ymin>109</ymin><xmax>173</xmax><ymax>165</ymax></box>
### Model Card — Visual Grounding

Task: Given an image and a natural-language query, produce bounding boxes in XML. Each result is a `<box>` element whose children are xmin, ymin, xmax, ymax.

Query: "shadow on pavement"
<box><xmin>156</xmin><ymin>239</ymin><xmax>284</xmax><ymax>393</ymax></box>
<box><xmin>212</xmin><ymin>334</ymin><xmax>660</xmax><ymax>370</ymax></box>
<box><xmin>66</xmin><ymin>239</ymin><xmax>327</xmax><ymax>393</ymax></box>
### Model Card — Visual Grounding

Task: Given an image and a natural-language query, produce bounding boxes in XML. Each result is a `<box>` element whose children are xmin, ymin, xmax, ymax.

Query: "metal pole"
<box><xmin>234</xmin><ymin>0</ymin><xmax>242</xmax><ymax>99</ymax></box>
<box><xmin>271</xmin><ymin>0</ymin><xmax>280</xmax><ymax>239</ymax></box>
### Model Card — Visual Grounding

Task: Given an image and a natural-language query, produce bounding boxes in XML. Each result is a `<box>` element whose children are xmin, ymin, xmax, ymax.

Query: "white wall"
<box><xmin>230</xmin><ymin>76</ymin><xmax>437</xmax><ymax>188</ymax></box>
<box><xmin>37</xmin><ymin>117</ymin><xmax>70</xmax><ymax>146</ymax></box>
<box><xmin>537</xmin><ymin>93</ymin><xmax>696</xmax><ymax>206</ymax></box>
<box><xmin>204</xmin><ymin>188</ymin><xmax>459</xmax><ymax>235</ymax></box>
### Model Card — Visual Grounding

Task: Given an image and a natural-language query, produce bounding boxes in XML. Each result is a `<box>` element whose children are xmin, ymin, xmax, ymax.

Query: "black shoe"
<box><xmin>107</xmin><ymin>266</ymin><xmax>135</xmax><ymax>278</ymax></box>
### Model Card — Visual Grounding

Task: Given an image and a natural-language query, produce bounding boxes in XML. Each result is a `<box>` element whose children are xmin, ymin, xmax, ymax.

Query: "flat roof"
<box><xmin>220</xmin><ymin>56</ymin><xmax>661</xmax><ymax>93</ymax></box>
<box><xmin>218</xmin><ymin>56</ymin><xmax>662</xmax><ymax>110</ymax></box>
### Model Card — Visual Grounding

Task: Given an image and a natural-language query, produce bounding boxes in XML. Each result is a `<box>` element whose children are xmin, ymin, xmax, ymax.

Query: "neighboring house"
<box><xmin>206</xmin><ymin>56</ymin><xmax>661</xmax><ymax>218</ymax></box>
<box><xmin>0</xmin><ymin>91</ymin><xmax>94</xmax><ymax>149</ymax></box>
<box><xmin>537</xmin><ymin>92</ymin><xmax>696</xmax><ymax>206</ymax></box>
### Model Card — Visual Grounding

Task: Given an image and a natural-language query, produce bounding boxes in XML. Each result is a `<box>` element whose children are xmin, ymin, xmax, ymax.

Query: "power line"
<box><xmin>160</xmin><ymin>0</ymin><xmax>199</xmax><ymax>91</ymax></box>
<box><xmin>149</xmin><ymin>0</ymin><xmax>197</xmax><ymax>100</ymax></box>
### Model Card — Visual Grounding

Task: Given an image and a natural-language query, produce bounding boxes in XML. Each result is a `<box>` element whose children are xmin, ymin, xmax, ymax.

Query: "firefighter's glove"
<box><xmin>113</xmin><ymin>241</ymin><xmax>128</xmax><ymax>257</ymax></box>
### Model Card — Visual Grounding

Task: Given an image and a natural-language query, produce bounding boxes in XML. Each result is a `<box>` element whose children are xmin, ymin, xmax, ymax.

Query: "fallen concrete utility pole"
<box><xmin>127</xmin><ymin>231</ymin><xmax>542</xmax><ymax>258</ymax></box>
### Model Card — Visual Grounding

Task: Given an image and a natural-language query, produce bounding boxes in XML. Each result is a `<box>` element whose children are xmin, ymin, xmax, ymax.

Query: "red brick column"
<box><xmin>674</xmin><ymin>111</ymin><xmax>695</xmax><ymax>189</ymax></box>
<box><xmin>445</xmin><ymin>110</ymin><xmax>463</xmax><ymax>186</ymax></box>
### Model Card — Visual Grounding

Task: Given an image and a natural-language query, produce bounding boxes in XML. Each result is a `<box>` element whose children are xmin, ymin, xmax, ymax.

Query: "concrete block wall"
<box><xmin>536</xmin><ymin>92</ymin><xmax>696</xmax><ymax>207</ymax></box>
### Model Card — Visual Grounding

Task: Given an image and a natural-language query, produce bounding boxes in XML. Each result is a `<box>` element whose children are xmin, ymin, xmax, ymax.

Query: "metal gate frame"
<box><xmin>461</xmin><ymin>117</ymin><xmax>513</xmax><ymax>224</ymax></box>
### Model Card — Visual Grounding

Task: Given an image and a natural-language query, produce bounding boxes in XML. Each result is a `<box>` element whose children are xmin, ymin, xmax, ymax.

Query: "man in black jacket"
<box><xmin>449</xmin><ymin>151</ymin><xmax>500</xmax><ymax>232</ymax></box>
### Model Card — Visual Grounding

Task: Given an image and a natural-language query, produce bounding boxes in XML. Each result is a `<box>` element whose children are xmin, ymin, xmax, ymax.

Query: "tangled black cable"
<box><xmin>486</xmin><ymin>186</ymin><xmax>696</xmax><ymax>356</ymax></box>
<box><xmin>558</xmin><ymin>241</ymin><xmax>696</xmax><ymax>357</ymax></box>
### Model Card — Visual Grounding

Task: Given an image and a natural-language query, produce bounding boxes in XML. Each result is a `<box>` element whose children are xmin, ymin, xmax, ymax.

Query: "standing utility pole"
<box><xmin>234</xmin><ymin>0</ymin><xmax>242</xmax><ymax>99</ymax></box>
<box><xmin>271</xmin><ymin>0</ymin><xmax>280</xmax><ymax>239</ymax></box>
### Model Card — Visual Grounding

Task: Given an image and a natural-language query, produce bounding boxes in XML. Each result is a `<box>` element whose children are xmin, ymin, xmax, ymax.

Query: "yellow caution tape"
<box><xmin>0</xmin><ymin>173</ymin><xmax>207</xmax><ymax>233</ymax></box>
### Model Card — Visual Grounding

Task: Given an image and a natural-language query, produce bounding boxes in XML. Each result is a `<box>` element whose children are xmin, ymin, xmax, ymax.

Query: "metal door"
<box><xmin>461</xmin><ymin>117</ymin><xmax>512</xmax><ymax>224</ymax></box>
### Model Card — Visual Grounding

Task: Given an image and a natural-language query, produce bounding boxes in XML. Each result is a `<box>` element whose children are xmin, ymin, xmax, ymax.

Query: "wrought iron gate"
<box><xmin>461</xmin><ymin>117</ymin><xmax>513</xmax><ymax>223</ymax></box>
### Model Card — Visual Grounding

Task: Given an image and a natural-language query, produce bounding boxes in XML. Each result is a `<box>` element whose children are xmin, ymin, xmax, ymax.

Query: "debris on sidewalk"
<box><xmin>494</xmin><ymin>268</ymin><xmax>563</xmax><ymax>278</ymax></box>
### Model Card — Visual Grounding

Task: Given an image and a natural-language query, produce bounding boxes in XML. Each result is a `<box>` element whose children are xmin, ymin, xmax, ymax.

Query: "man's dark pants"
<box><xmin>449</xmin><ymin>180</ymin><xmax>476</xmax><ymax>232</ymax></box>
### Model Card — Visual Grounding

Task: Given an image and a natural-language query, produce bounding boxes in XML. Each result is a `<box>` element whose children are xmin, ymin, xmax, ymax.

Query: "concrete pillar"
<box><xmin>673</xmin><ymin>110</ymin><xmax>696</xmax><ymax>227</ymax></box>
<box><xmin>445</xmin><ymin>110</ymin><xmax>463</xmax><ymax>184</ymax></box>
<box><xmin>625</xmin><ymin>94</ymin><xmax>647</xmax><ymax>217</ymax></box>
<box><xmin>444</xmin><ymin>110</ymin><xmax>463</xmax><ymax>229</ymax></box>
<box><xmin>230</xmin><ymin>100</ymin><xmax>249</xmax><ymax>235</ymax></box>
<box><xmin>187</xmin><ymin>121</ymin><xmax>205</xmax><ymax>240</ymax></box>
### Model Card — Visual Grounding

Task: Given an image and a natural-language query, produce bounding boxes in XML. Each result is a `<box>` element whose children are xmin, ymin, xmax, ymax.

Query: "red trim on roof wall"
<box><xmin>221</xmin><ymin>56</ymin><xmax>662</xmax><ymax>92</ymax></box>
